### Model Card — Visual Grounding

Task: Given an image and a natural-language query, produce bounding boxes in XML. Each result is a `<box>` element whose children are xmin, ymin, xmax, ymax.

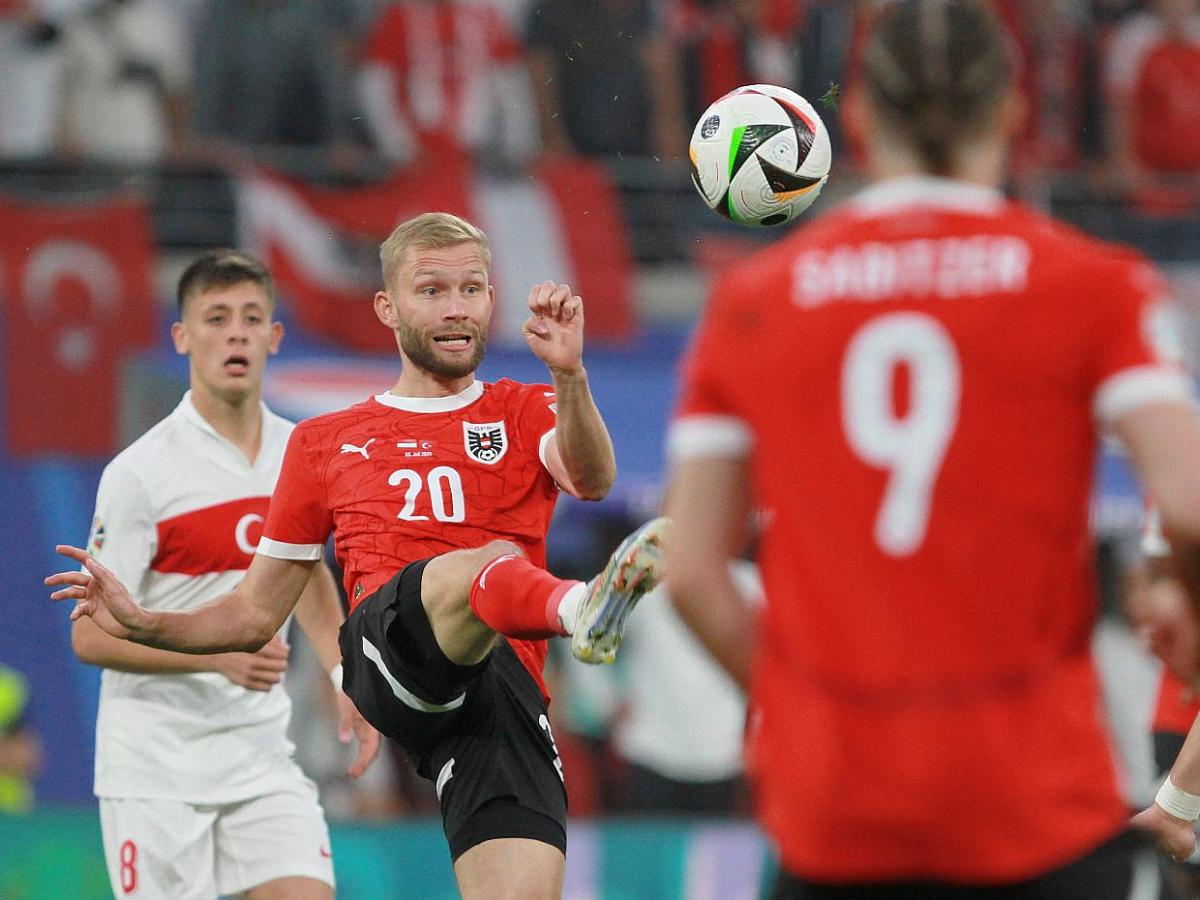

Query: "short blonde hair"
<box><xmin>380</xmin><ymin>212</ymin><xmax>491</xmax><ymax>290</ymax></box>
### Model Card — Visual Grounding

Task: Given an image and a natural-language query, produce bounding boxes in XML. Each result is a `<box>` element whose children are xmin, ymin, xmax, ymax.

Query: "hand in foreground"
<box><xmin>45</xmin><ymin>545</ymin><xmax>150</xmax><ymax>640</ymax></box>
<box><xmin>1128</xmin><ymin>575</ymin><xmax>1200</xmax><ymax>685</ymax></box>
<box><xmin>335</xmin><ymin>691</ymin><xmax>380</xmax><ymax>779</ymax></box>
<box><xmin>1132</xmin><ymin>801</ymin><xmax>1197</xmax><ymax>862</ymax></box>
<box><xmin>523</xmin><ymin>281</ymin><xmax>583</xmax><ymax>374</ymax></box>
<box><xmin>215</xmin><ymin>636</ymin><xmax>290</xmax><ymax>692</ymax></box>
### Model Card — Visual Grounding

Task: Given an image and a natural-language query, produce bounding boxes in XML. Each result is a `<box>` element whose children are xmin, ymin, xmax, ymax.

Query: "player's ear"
<box><xmin>170</xmin><ymin>321</ymin><xmax>188</xmax><ymax>356</ymax></box>
<box><xmin>374</xmin><ymin>290</ymin><xmax>400</xmax><ymax>330</ymax></box>
<box><xmin>268</xmin><ymin>320</ymin><xmax>284</xmax><ymax>355</ymax></box>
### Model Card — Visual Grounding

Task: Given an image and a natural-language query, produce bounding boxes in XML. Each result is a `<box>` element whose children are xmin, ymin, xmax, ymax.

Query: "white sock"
<box><xmin>556</xmin><ymin>582</ymin><xmax>588</xmax><ymax>635</ymax></box>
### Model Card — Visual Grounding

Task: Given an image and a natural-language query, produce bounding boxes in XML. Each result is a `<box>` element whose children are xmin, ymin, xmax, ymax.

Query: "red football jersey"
<box><xmin>670</xmin><ymin>177</ymin><xmax>1190</xmax><ymax>883</ymax></box>
<box><xmin>260</xmin><ymin>379</ymin><xmax>559</xmax><ymax>695</ymax></box>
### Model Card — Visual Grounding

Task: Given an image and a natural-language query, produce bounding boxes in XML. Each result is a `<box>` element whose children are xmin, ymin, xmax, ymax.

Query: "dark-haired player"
<box><xmin>69</xmin><ymin>250</ymin><xmax>378</xmax><ymax>900</ymax></box>
<box><xmin>665</xmin><ymin>1</ymin><xmax>1200</xmax><ymax>896</ymax></box>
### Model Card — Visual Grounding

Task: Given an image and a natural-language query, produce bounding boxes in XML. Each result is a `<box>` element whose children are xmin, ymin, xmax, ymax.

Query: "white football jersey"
<box><xmin>87</xmin><ymin>392</ymin><xmax>305</xmax><ymax>803</ymax></box>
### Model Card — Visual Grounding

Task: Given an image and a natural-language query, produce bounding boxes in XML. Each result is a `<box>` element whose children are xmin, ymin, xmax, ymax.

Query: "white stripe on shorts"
<box><xmin>361</xmin><ymin>636</ymin><xmax>467</xmax><ymax>712</ymax></box>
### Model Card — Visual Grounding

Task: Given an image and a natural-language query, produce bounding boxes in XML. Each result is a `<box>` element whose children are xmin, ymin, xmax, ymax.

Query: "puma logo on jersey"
<box><xmin>340</xmin><ymin>438</ymin><xmax>375</xmax><ymax>459</ymax></box>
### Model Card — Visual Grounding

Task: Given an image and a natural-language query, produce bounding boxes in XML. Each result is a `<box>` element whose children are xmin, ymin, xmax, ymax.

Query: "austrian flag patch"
<box><xmin>463</xmin><ymin>421</ymin><xmax>508</xmax><ymax>464</ymax></box>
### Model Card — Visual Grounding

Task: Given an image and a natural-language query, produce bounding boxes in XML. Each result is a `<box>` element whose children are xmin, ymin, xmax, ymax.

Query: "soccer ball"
<box><xmin>688</xmin><ymin>84</ymin><xmax>832</xmax><ymax>227</ymax></box>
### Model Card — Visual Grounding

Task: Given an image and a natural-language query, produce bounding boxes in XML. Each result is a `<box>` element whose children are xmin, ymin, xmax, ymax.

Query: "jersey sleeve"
<box><xmin>89</xmin><ymin>459</ymin><xmax>156</xmax><ymax>597</ymax></box>
<box><xmin>259</xmin><ymin>425</ymin><xmax>331</xmax><ymax>561</ymax></box>
<box><xmin>667</xmin><ymin>272</ymin><xmax>755</xmax><ymax>461</ymax></box>
<box><xmin>513</xmin><ymin>383</ymin><xmax>559</xmax><ymax>473</ymax></box>
<box><xmin>1090</xmin><ymin>254</ymin><xmax>1193</xmax><ymax>424</ymax></box>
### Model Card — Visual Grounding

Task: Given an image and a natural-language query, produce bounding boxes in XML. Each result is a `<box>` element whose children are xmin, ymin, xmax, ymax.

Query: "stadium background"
<box><xmin>2</xmin><ymin>0</ymin><xmax>1200</xmax><ymax>896</ymax></box>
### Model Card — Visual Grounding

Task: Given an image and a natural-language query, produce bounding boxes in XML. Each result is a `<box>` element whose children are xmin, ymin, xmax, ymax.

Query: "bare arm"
<box><xmin>524</xmin><ymin>281</ymin><xmax>616</xmax><ymax>500</ymax></box>
<box><xmin>71</xmin><ymin>614</ymin><xmax>289</xmax><ymax>691</ymax></box>
<box><xmin>1134</xmin><ymin>709</ymin><xmax>1200</xmax><ymax>862</ymax></box>
<box><xmin>1116</xmin><ymin>402</ymin><xmax>1200</xmax><ymax>607</ymax></box>
<box><xmin>48</xmin><ymin>547</ymin><xmax>313</xmax><ymax>654</ymax></box>
<box><xmin>663</xmin><ymin>455</ymin><xmax>757</xmax><ymax>688</ymax></box>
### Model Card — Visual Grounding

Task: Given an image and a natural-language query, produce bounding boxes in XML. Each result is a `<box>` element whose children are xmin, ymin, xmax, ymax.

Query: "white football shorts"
<box><xmin>98</xmin><ymin>779</ymin><xmax>334</xmax><ymax>899</ymax></box>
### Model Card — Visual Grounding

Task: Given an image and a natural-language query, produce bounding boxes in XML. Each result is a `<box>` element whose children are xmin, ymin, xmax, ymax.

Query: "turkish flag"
<box><xmin>0</xmin><ymin>195</ymin><xmax>156</xmax><ymax>455</ymax></box>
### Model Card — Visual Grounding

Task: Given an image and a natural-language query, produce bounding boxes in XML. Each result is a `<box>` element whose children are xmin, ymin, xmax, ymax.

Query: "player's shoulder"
<box><xmin>485</xmin><ymin>378</ymin><xmax>555</xmax><ymax>404</ymax></box>
<box><xmin>106</xmin><ymin>406</ymin><xmax>184</xmax><ymax>473</ymax></box>
<box><xmin>291</xmin><ymin>397</ymin><xmax>379</xmax><ymax>439</ymax></box>
<box><xmin>1025</xmin><ymin>207</ymin><xmax>1163</xmax><ymax>289</ymax></box>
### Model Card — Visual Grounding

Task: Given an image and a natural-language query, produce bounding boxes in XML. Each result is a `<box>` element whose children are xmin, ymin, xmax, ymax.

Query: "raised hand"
<box><xmin>335</xmin><ymin>690</ymin><xmax>381</xmax><ymax>779</ymax></box>
<box><xmin>523</xmin><ymin>281</ymin><xmax>584</xmax><ymax>374</ymax></box>
<box><xmin>45</xmin><ymin>545</ymin><xmax>151</xmax><ymax>641</ymax></box>
<box><xmin>214</xmin><ymin>635</ymin><xmax>290</xmax><ymax>691</ymax></box>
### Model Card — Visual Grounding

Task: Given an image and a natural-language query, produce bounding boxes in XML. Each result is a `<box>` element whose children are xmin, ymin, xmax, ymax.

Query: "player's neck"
<box><xmin>189</xmin><ymin>383</ymin><xmax>264</xmax><ymax>464</ymax></box>
<box><xmin>868</xmin><ymin>137</ymin><xmax>1006</xmax><ymax>190</ymax></box>
<box><xmin>389</xmin><ymin>367</ymin><xmax>475</xmax><ymax>399</ymax></box>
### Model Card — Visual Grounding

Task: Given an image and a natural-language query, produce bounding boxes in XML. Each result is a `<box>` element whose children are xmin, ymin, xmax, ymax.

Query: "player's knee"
<box><xmin>477</xmin><ymin>540</ymin><xmax>525</xmax><ymax>565</ymax></box>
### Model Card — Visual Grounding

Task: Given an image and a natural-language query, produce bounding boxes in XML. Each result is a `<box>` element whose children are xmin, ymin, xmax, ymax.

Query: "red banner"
<box><xmin>238</xmin><ymin>158</ymin><xmax>634</xmax><ymax>354</ymax></box>
<box><xmin>0</xmin><ymin>195</ymin><xmax>155</xmax><ymax>455</ymax></box>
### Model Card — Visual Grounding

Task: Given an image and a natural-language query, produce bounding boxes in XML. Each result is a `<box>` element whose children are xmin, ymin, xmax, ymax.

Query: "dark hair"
<box><xmin>861</xmin><ymin>0</ymin><xmax>1012</xmax><ymax>175</ymax></box>
<box><xmin>176</xmin><ymin>249</ymin><xmax>275</xmax><ymax>316</ymax></box>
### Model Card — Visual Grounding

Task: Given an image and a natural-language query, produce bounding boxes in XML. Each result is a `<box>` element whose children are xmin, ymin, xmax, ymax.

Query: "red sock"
<box><xmin>468</xmin><ymin>554</ymin><xmax>578</xmax><ymax>639</ymax></box>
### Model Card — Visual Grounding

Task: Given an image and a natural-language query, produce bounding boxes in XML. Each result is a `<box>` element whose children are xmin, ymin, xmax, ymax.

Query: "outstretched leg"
<box><xmin>417</xmin><ymin>517</ymin><xmax>671</xmax><ymax>668</ymax></box>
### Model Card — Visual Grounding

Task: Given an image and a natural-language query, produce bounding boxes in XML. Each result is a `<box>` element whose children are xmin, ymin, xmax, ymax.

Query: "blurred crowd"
<box><xmin>0</xmin><ymin>0</ymin><xmax>1199</xmax><ymax>211</ymax></box>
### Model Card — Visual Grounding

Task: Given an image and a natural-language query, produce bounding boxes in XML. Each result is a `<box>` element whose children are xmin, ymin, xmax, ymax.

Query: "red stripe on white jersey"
<box><xmin>152</xmin><ymin>497</ymin><xmax>271</xmax><ymax>575</ymax></box>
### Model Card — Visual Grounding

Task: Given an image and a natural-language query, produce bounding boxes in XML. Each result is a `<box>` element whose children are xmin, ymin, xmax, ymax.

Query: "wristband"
<box><xmin>1157</xmin><ymin>776</ymin><xmax>1200</xmax><ymax>821</ymax></box>
<box><xmin>329</xmin><ymin>663</ymin><xmax>344</xmax><ymax>692</ymax></box>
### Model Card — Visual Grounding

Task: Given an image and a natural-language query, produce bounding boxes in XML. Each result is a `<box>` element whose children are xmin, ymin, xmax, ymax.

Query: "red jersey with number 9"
<box><xmin>670</xmin><ymin>177</ymin><xmax>1190</xmax><ymax>883</ymax></box>
<box><xmin>260</xmin><ymin>379</ymin><xmax>559</xmax><ymax>694</ymax></box>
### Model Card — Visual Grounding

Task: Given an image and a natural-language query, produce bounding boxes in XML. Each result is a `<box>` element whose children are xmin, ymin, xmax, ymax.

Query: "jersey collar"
<box><xmin>175</xmin><ymin>390</ymin><xmax>275</xmax><ymax>452</ymax></box>
<box><xmin>374</xmin><ymin>380</ymin><xmax>484</xmax><ymax>413</ymax></box>
<box><xmin>849</xmin><ymin>175</ymin><xmax>1005</xmax><ymax>217</ymax></box>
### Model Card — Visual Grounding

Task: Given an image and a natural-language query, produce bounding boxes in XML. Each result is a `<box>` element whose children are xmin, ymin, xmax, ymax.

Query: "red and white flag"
<box><xmin>237</xmin><ymin>158</ymin><xmax>634</xmax><ymax>353</ymax></box>
<box><xmin>0</xmin><ymin>194</ymin><xmax>155</xmax><ymax>455</ymax></box>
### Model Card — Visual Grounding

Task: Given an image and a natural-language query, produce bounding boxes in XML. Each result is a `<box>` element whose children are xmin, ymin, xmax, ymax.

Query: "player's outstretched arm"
<box><xmin>523</xmin><ymin>281</ymin><xmax>616</xmax><ymax>500</ymax></box>
<box><xmin>664</xmin><ymin>455</ymin><xmax>757</xmax><ymax>689</ymax></box>
<box><xmin>293</xmin><ymin>563</ymin><xmax>381</xmax><ymax>779</ymax></box>
<box><xmin>47</xmin><ymin>545</ymin><xmax>312</xmax><ymax>654</ymax></box>
<box><xmin>71</xmin><ymin>614</ymin><xmax>290</xmax><ymax>692</ymax></box>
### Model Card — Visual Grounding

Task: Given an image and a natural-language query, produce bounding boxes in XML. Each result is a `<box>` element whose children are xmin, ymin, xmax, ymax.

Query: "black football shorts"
<box><xmin>339</xmin><ymin>559</ymin><xmax>568</xmax><ymax>859</ymax></box>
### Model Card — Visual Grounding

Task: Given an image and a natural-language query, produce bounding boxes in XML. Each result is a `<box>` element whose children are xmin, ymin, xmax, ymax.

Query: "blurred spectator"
<box><xmin>665</xmin><ymin>0</ymin><xmax>799</xmax><ymax>127</ymax></box>
<box><xmin>606</xmin><ymin>560</ymin><xmax>759</xmax><ymax>814</ymax></box>
<box><xmin>526</xmin><ymin>0</ymin><xmax>687</xmax><ymax>159</ymax></box>
<box><xmin>357</xmin><ymin>0</ymin><xmax>538</xmax><ymax>170</ymax></box>
<box><xmin>191</xmin><ymin>0</ymin><xmax>362</xmax><ymax>171</ymax></box>
<box><xmin>1103</xmin><ymin>0</ymin><xmax>1200</xmax><ymax>210</ymax></box>
<box><xmin>0</xmin><ymin>664</ymin><xmax>41</xmax><ymax>813</ymax></box>
<box><xmin>0</xmin><ymin>0</ymin><xmax>65</xmax><ymax>158</ymax></box>
<box><xmin>55</xmin><ymin>0</ymin><xmax>191</xmax><ymax>164</ymax></box>
<box><xmin>994</xmin><ymin>0</ymin><xmax>1093</xmax><ymax>175</ymax></box>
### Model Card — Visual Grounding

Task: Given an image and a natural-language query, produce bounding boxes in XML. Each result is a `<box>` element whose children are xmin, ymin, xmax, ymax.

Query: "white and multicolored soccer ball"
<box><xmin>688</xmin><ymin>84</ymin><xmax>832</xmax><ymax>227</ymax></box>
